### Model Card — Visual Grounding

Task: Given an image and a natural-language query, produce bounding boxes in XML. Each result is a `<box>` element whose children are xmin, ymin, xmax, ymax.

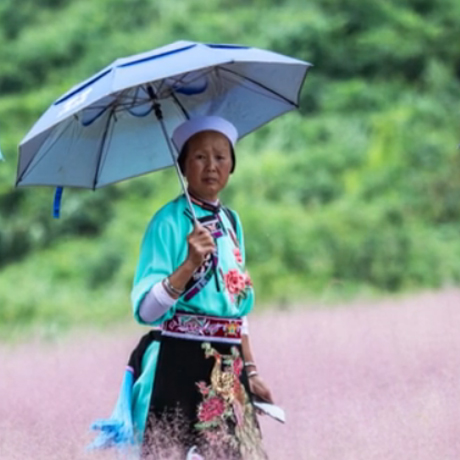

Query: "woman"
<box><xmin>92</xmin><ymin>116</ymin><xmax>273</xmax><ymax>459</ymax></box>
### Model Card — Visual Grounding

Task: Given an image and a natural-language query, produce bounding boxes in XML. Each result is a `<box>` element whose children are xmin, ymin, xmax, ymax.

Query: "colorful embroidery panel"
<box><xmin>195</xmin><ymin>343</ymin><xmax>266</xmax><ymax>459</ymax></box>
<box><xmin>163</xmin><ymin>313</ymin><xmax>242</xmax><ymax>342</ymax></box>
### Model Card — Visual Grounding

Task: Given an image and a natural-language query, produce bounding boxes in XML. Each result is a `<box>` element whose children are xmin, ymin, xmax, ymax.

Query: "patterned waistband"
<box><xmin>162</xmin><ymin>312</ymin><xmax>242</xmax><ymax>344</ymax></box>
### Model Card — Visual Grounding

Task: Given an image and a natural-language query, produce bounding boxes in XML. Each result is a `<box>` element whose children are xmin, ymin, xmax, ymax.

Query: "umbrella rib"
<box><xmin>170</xmin><ymin>91</ymin><xmax>190</xmax><ymax>120</ymax></box>
<box><xmin>16</xmin><ymin>134</ymin><xmax>49</xmax><ymax>185</ymax></box>
<box><xmin>220</xmin><ymin>73</ymin><xmax>291</xmax><ymax>104</ymax></box>
<box><xmin>218</xmin><ymin>66</ymin><xmax>299</xmax><ymax>107</ymax></box>
<box><xmin>17</xmin><ymin>121</ymin><xmax>75</xmax><ymax>185</ymax></box>
<box><xmin>92</xmin><ymin>110</ymin><xmax>114</xmax><ymax>189</ymax></box>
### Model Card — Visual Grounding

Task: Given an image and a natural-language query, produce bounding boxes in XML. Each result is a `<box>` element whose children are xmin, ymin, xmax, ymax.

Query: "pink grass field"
<box><xmin>1</xmin><ymin>289</ymin><xmax>460</xmax><ymax>460</ymax></box>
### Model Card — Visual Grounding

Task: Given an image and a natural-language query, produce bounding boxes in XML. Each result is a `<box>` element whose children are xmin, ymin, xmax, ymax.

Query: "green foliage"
<box><xmin>1</xmin><ymin>0</ymin><xmax>460</xmax><ymax>336</ymax></box>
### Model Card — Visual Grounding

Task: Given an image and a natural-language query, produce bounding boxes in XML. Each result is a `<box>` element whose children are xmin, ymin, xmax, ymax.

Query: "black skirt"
<box><xmin>137</xmin><ymin>333</ymin><xmax>267</xmax><ymax>459</ymax></box>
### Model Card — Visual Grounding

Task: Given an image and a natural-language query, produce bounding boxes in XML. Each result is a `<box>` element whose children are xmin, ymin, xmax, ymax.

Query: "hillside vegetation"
<box><xmin>1</xmin><ymin>0</ymin><xmax>460</xmax><ymax>336</ymax></box>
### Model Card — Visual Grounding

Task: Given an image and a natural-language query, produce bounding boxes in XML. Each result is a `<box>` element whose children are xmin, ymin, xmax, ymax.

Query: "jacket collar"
<box><xmin>188</xmin><ymin>190</ymin><xmax>221</xmax><ymax>213</ymax></box>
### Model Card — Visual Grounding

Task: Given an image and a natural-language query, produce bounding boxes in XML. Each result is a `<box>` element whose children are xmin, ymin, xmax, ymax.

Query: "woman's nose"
<box><xmin>206</xmin><ymin>157</ymin><xmax>217</xmax><ymax>171</ymax></box>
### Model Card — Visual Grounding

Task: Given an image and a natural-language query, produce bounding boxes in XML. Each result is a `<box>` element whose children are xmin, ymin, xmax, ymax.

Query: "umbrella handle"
<box><xmin>150</xmin><ymin>92</ymin><xmax>198</xmax><ymax>225</ymax></box>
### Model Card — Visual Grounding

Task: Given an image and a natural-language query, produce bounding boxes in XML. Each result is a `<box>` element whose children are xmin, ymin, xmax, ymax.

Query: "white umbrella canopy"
<box><xmin>17</xmin><ymin>41</ymin><xmax>312</xmax><ymax>218</ymax></box>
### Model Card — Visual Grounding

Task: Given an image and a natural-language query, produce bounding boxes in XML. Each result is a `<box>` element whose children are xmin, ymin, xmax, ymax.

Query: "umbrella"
<box><xmin>16</xmin><ymin>40</ymin><xmax>312</xmax><ymax>217</ymax></box>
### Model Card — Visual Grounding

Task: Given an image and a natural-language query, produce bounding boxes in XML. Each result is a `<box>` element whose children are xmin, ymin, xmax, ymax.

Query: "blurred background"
<box><xmin>1</xmin><ymin>0</ymin><xmax>460</xmax><ymax>340</ymax></box>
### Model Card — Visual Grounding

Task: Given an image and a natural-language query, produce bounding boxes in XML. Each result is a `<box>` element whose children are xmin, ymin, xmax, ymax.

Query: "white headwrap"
<box><xmin>172</xmin><ymin>115</ymin><xmax>238</xmax><ymax>153</ymax></box>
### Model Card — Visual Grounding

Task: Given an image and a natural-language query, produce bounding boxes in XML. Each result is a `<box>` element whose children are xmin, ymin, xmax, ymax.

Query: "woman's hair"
<box><xmin>178</xmin><ymin>140</ymin><xmax>236</xmax><ymax>175</ymax></box>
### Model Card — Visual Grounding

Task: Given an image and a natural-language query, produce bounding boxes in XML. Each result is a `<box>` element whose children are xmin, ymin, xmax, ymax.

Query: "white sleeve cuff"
<box><xmin>242</xmin><ymin>315</ymin><xmax>249</xmax><ymax>335</ymax></box>
<box><xmin>138</xmin><ymin>281</ymin><xmax>177</xmax><ymax>323</ymax></box>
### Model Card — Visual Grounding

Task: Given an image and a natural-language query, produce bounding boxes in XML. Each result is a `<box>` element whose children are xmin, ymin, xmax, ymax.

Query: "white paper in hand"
<box><xmin>186</xmin><ymin>446</ymin><xmax>204</xmax><ymax>460</ymax></box>
<box><xmin>253</xmin><ymin>401</ymin><xmax>286</xmax><ymax>423</ymax></box>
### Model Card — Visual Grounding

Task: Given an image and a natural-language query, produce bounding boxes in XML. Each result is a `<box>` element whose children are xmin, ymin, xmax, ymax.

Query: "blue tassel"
<box><xmin>53</xmin><ymin>187</ymin><xmax>64</xmax><ymax>218</ymax></box>
<box><xmin>88</xmin><ymin>367</ymin><xmax>136</xmax><ymax>451</ymax></box>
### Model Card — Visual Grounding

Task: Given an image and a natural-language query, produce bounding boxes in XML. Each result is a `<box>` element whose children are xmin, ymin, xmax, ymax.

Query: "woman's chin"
<box><xmin>196</xmin><ymin>183</ymin><xmax>221</xmax><ymax>198</ymax></box>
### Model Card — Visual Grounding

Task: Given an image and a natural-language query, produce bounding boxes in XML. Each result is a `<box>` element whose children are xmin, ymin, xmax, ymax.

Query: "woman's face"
<box><xmin>183</xmin><ymin>130</ymin><xmax>233</xmax><ymax>201</ymax></box>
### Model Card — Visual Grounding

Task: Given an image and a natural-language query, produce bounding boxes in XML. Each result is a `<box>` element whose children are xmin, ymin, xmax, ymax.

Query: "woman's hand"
<box><xmin>166</xmin><ymin>224</ymin><xmax>215</xmax><ymax>295</ymax></box>
<box><xmin>186</xmin><ymin>223</ymin><xmax>215</xmax><ymax>268</ymax></box>
<box><xmin>249</xmin><ymin>374</ymin><xmax>274</xmax><ymax>404</ymax></box>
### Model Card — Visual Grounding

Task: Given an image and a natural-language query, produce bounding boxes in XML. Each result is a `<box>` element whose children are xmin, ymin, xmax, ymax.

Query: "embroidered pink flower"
<box><xmin>232</xmin><ymin>356</ymin><xmax>243</xmax><ymax>376</ymax></box>
<box><xmin>224</xmin><ymin>269</ymin><xmax>246</xmax><ymax>295</ymax></box>
<box><xmin>198</xmin><ymin>396</ymin><xmax>226</xmax><ymax>422</ymax></box>
<box><xmin>196</xmin><ymin>381</ymin><xmax>210</xmax><ymax>396</ymax></box>
<box><xmin>233</xmin><ymin>247</ymin><xmax>243</xmax><ymax>264</ymax></box>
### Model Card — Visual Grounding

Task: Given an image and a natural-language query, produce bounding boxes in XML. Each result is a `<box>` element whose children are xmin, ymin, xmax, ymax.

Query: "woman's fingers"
<box><xmin>249</xmin><ymin>376</ymin><xmax>275</xmax><ymax>404</ymax></box>
<box><xmin>196</xmin><ymin>237</ymin><xmax>215</xmax><ymax>251</ymax></box>
<box><xmin>189</xmin><ymin>235</ymin><xmax>215</xmax><ymax>252</ymax></box>
<box><xmin>187</xmin><ymin>224</ymin><xmax>216</xmax><ymax>267</ymax></box>
<box><xmin>260</xmin><ymin>388</ymin><xmax>274</xmax><ymax>404</ymax></box>
<box><xmin>190</xmin><ymin>225</ymin><xmax>215</xmax><ymax>246</ymax></box>
<box><xmin>191</xmin><ymin>222</ymin><xmax>208</xmax><ymax>236</ymax></box>
<box><xmin>189</xmin><ymin>223</ymin><xmax>210</xmax><ymax>238</ymax></box>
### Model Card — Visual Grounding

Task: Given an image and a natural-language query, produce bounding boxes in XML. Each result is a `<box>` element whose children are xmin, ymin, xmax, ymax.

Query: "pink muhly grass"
<box><xmin>1</xmin><ymin>289</ymin><xmax>460</xmax><ymax>459</ymax></box>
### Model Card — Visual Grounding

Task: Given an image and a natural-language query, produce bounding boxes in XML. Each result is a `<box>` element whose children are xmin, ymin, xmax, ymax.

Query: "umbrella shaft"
<box><xmin>172</xmin><ymin>153</ymin><xmax>198</xmax><ymax>223</ymax></box>
<box><xmin>152</xmin><ymin>98</ymin><xmax>197</xmax><ymax>224</ymax></box>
